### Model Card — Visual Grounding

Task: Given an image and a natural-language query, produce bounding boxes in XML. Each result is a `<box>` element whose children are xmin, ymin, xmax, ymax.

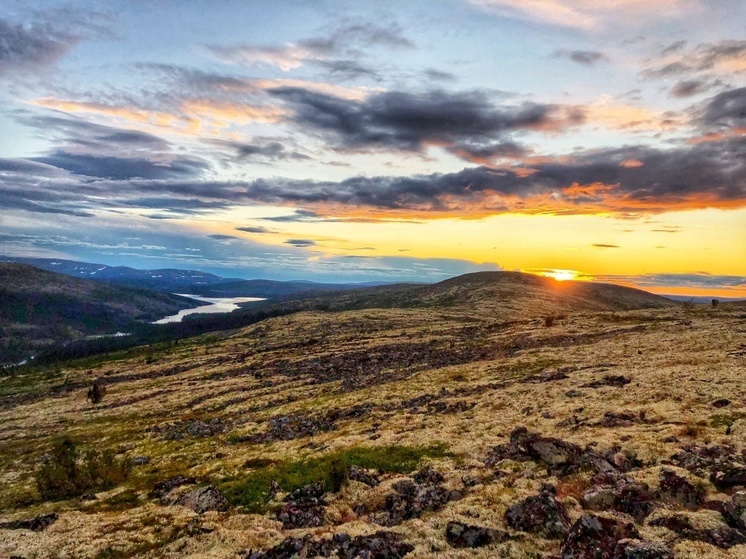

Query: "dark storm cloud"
<box><xmin>19</xmin><ymin>113</ymin><xmax>172</xmax><ymax>152</ymax></box>
<box><xmin>270</xmin><ymin>87</ymin><xmax>582</xmax><ymax>152</ymax></box>
<box><xmin>285</xmin><ymin>239</ymin><xmax>317</xmax><ymax>247</ymax></box>
<box><xmin>0</xmin><ymin>18</ymin><xmax>78</xmax><ymax>76</ymax></box>
<box><xmin>33</xmin><ymin>151</ymin><xmax>209</xmax><ymax>180</ymax></box>
<box><xmin>700</xmin><ymin>87</ymin><xmax>746</xmax><ymax>129</ymax></box>
<box><xmin>210</xmin><ymin>139</ymin><xmax>310</xmax><ymax>162</ymax></box>
<box><xmin>554</xmin><ymin>49</ymin><xmax>607</xmax><ymax>65</ymax></box>
<box><xmin>239</xmin><ymin>133</ymin><xmax>745</xmax><ymax>212</ymax></box>
<box><xmin>450</xmin><ymin>140</ymin><xmax>527</xmax><ymax>160</ymax></box>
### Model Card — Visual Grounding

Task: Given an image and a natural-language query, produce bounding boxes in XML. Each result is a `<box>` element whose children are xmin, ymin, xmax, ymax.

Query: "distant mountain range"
<box><xmin>0</xmin><ymin>257</ymin><xmax>392</xmax><ymax>299</ymax></box>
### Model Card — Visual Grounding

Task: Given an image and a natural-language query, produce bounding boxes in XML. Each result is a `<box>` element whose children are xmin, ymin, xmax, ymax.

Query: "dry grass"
<box><xmin>1</xmin><ymin>303</ymin><xmax>745</xmax><ymax>558</ymax></box>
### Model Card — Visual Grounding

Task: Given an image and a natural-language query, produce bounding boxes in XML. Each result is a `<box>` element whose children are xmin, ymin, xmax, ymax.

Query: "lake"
<box><xmin>152</xmin><ymin>294</ymin><xmax>266</xmax><ymax>324</ymax></box>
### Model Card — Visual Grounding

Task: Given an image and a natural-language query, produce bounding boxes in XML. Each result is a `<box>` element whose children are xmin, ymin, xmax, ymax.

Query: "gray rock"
<box><xmin>175</xmin><ymin>485</ymin><xmax>228</xmax><ymax>513</ymax></box>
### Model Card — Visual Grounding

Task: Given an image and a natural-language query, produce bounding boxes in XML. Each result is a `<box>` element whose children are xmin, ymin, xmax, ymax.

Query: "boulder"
<box><xmin>559</xmin><ymin>515</ymin><xmax>640</xmax><ymax>559</ymax></box>
<box><xmin>174</xmin><ymin>485</ymin><xmax>228</xmax><ymax>513</ymax></box>
<box><xmin>445</xmin><ymin>521</ymin><xmax>510</xmax><ymax>548</ymax></box>
<box><xmin>505</xmin><ymin>484</ymin><xmax>572</xmax><ymax>539</ymax></box>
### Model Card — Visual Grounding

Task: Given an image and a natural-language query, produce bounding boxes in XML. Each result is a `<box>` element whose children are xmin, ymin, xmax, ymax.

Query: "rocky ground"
<box><xmin>1</xmin><ymin>298</ymin><xmax>745</xmax><ymax>558</ymax></box>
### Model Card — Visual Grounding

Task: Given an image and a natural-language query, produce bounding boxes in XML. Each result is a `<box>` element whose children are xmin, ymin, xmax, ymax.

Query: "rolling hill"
<box><xmin>0</xmin><ymin>264</ymin><xmax>201</xmax><ymax>365</ymax></box>
<box><xmin>1</xmin><ymin>267</ymin><xmax>740</xmax><ymax>559</ymax></box>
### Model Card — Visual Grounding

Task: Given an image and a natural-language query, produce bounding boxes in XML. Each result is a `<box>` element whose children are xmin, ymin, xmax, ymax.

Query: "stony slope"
<box><xmin>0</xmin><ymin>285</ymin><xmax>743</xmax><ymax>559</ymax></box>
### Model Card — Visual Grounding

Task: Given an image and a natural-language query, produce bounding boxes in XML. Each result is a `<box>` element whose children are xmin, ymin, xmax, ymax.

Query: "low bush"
<box><xmin>220</xmin><ymin>443</ymin><xmax>451</xmax><ymax>513</ymax></box>
<box><xmin>35</xmin><ymin>437</ymin><xmax>131</xmax><ymax>501</ymax></box>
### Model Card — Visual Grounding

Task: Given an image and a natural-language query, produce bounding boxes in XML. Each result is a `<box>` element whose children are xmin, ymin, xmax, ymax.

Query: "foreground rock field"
<box><xmin>1</xmin><ymin>298</ymin><xmax>745</xmax><ymax>558</ymax></box>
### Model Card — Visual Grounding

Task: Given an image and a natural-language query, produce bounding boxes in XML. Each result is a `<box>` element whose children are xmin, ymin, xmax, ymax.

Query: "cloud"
<box><xmin>670</xmin><ymin>80</ymin><xmax>711</xmax><ymax>98</ymax></box>
<box><xmin>209</xmin><ymin>139</ymin><xmax>310</xmax><ymax>162</ymax></box>
<box><xmin>270</xmin><ymin>87</ymin><xmax>582</xmax><ymax>158</ymax></box>
<box><xmin>470</xmin><ymin>0</ymin><xmax>700</xmax><ymax>30</ymax></box>
<box><xmin>260</xmin><ymin>209</ymin><xmax>323</xmax><ymax>223</ymax></box>
<box><xmin>591</xmin><ymin>244</ymin><xmax>619</xmax><ymax>248</ymax></box>
<box><xmin>205</xmin><ymin>22</ymin><xmax>413</xmax><ymax>71</ymax></box>
<box><xmin>207</xmin><ymin>234</ymin><xmax>237</xmax><ymax>240</ymax></box>
<box><xmin>33</xmin><ymin>151</ymin><xmax>209</xmax><ymax>180</ymax></box>
<box><xmin>314</xmin><ymin>59</ymin><xmax>380</xmax><ymax>81</ymax></box>
<box><xmin>285</xmin><ymin>238</ymin><xmax>317</xmax><ymax>247</ymax></box>
<box><xmin>0</xmin><ymin>18</ymin><xmax>78</xmax><ymax>76</ymax></box>
<box><xmin>236</xmin><ymin>226</ymin><xmax>272</xmax><ymax>234</ymax></box>
<box><xmin>424</xmin><ymin>69</ymin><xmax>457</xmax><ymax>82</ymax></box>
<box><xmin>554</xmin><ymin>49</ymin><xmax>607</xmax><ymax>65</ymax></box>
<box><xmin>237</xmin><ymin>129</ymin><xmax>745</xmax><ymax>215</ymax></box>
<box><xmin>700</xmin><ymin>87</ymin><xmax>746</xmax><ymax>129</ymax></box>
<box><xmin>643</xmin><ymin>40</ymin><xmax>746</xmax><ymax>80</ymax></box>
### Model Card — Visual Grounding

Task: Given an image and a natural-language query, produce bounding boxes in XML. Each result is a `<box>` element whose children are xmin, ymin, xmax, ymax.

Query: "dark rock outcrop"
<box><xmin>559</xmin><ymin>514</ymin><xmax>640</xmax><ymax>558</ymax></box>
<box><xmin>150</xmin><ymin>475</ymin><xmax>197</xmax><ymax>499</ymax></box>
<box><xmin>244</xmin><ymin>531</ymin><xmax>413</xmax><ymax>559</ymax></box>
<box><xmin>275</xmin><ymin>503</ymin><xmax>326</xmax><ymax>529</ymax></box>
<box><xmin>372</xmin><ymin>473</ymin><xmax>451</xmax><ymax>526</ymax></box>
<box><xmin>249</xmin><ymin>413</ymin><xmax>334</xmax><ymax>443</ymax></box>
<box><xmin>445</xmin><ymin>521</ymin><xmax>510</xmax><ymax>548</ymax></box>
<box><xmin>486</xmin><ymin>427</ymin><xmax>614</xmax><ymax>476</ymax></box>
<box><xmin>656</xmin><ymin>468</ymin><xmax>704</xmax><ymax>509</ymax></box>
<box><xmin>649</xmin><ymin>514</ymin><xmax>746</xmax><ymax>549</ymax></box>
<box><xmin>505</xmin><ymin>484</ymin><xmax>571</xmax><ymax>539</ymax></box>
<box><xmin>0</xmin><ymin>512</ymin><xmax>59</xmax><ymax>532</ymax></box>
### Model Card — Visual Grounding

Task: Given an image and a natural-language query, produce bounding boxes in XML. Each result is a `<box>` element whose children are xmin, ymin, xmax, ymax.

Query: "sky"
<box><xmin>0</xmin><ymin>0</ymin><xmax>744</xmax><ymax>295</ymax></box>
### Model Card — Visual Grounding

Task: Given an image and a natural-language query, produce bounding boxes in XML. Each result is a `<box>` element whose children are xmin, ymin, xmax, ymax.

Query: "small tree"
<box><xmin>712</xmin><ymin>299</ymin><xmax>719</xmax><ymax>308</ymax></box>
<box><xmin>86</xmin><ymin>378</ymin><xmax>105</xmax><ymax>404</ymax></box>
<box><xmin>36</xmin><ymin>437</ymin><xmax>88</xmax><ymax>500</ymax></box>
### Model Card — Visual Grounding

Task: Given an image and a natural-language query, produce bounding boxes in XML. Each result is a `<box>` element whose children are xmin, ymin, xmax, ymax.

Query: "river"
<box><xmin>152</xmin><ymin>294</ymin><xmax>266</xmax><ymax>324</ymax></box>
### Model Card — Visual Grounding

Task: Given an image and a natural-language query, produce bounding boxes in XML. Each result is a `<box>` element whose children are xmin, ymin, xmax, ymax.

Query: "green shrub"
<box><xmin>34</xmin><ymin>437</ymin><xmax>131</xmax><ymax>501</ymax></box>
<box><xmin>220</xmin><ymin>443</ymin><xmax>450</xmax><ymax>513</ymax></box>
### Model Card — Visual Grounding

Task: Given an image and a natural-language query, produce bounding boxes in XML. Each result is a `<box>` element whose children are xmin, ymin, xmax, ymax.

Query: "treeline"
<box><xmin>29</xmin><ymin>301</ymin><xmax>305</xmax><ymax>366</ymax></box>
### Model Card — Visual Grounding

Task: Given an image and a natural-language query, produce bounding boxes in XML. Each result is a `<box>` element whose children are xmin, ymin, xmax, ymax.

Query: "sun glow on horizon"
<box><xmin>524</xmin><ymin>268</ymin><xmax>582</xmax><ymax>282</ymax></box>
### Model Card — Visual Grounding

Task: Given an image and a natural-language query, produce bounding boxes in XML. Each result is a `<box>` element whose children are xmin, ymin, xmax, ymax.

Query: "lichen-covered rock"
<box><xmin>174</xmin><ymin>485</ymin><xmax>228</xmax><ymax>513</ymax></box>
<box><xmin>617</xmin><ymin>539</ymin><xmax>673</xmax><ymax>559</ymax></box>
<box><xmin>656</xmin><ymin>468</ymin><xmax>704</xmax><ymax>509</ymax></box>
<box><xmin>249</xmin><ymin>413</ymin><xmax>334</xmax><ymax>443</ymax></box>
<box><xmin>150</xmin><ymin>475</ymin><xmax>197</xmax><ymax>499</ymax></box>
<box><xmin>505</xmin><ymin>484</ymin><xmax>572</xmax><ymax>539</ymax></box>
<box><xmin>349</xmin><ymin>465</ymin><xmax>380</xmax><ymax>487</ymax></box>
<box><xmin>372</xmin><ymin>476</ymin><xmax>451</xmax><ymax>526</ymax></box>
<box><xmin>412</xmin><ymin>465</ymin><xmax>444</xmax><ymax>486</ymax></box>
<box><xmin>0</xmin><ymin>512</ymin><xmax>58</xmax><ymax>531</ymax></box>
<box><xmin>710</xmin><ymin>464</ymin><xmax>746</xmax><ymax>490</ymax></box>
<box><xmin>276</xmin><ymin>503</ymin><xmax>326</xmax><ymax>529</ymax></box>
<box><xmin>336</xmin><ymin>531</ymin><xmax>414</xmax><ymax>558</ymax></box>
<box><xmin>284</xmin><ymin>481</ymin><xmax>326</xmax><ymax>505</ymax></box>
<box><xmin>486</xmin><ymin>426</ymin><xmax>615</xmax><ymax>476</ymax></box>
<box><xmin>559</xmin><ymin>514</ymin><xmax>640</xmax><ymax>559</ymax></box>
<box><xmin>649</xmin><ymin>514</ymin><xmax>746</xmax><ymax>549</ymax></box>
<box><xmin>581</xmin><ymin>486</ymin><xmax>617</xmax><ymax>510</ymax></box>
<box><xmin>445</xmin><ymin>521</ymin><xmax>510</xmax><ymax>548</ymax></box>
<box><xmin>614</xmin><ymin>480</ymin><xmax>656</xmax><ymax>521</ymax></box>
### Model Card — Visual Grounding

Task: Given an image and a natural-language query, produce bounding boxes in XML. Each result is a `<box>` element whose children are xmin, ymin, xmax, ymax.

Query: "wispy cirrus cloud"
<box><xmin>470</xmin><ymin>0</ymin><xmax>701</xmax><ymax>30</ymax></box>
